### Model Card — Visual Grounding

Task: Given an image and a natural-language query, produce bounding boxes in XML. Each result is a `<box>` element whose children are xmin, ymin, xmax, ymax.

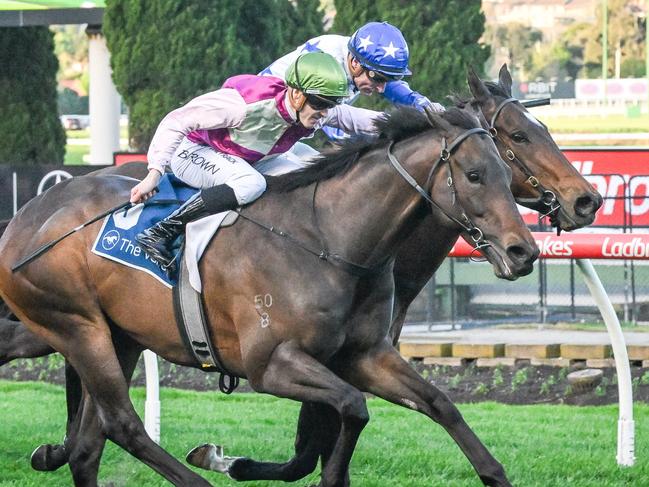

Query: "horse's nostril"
<box><xmin>574</xmin><ymin>193</ymin><xmax>602</xmax><ymax>218</ymax></box>
<box><xmin>506</xmin><ymin>245</ymin><xmax>532</xmax><ymax>265</ymax></box>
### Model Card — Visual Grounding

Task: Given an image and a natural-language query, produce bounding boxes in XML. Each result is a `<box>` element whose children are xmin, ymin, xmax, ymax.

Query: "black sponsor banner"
<box><xmin>0</xmin><ymin>165</ymin><xmax>112</xmax><ymax>221</ymax></box>
<box><xmin>513</xmin><ymin>79</ymin><xmax>576</xmax><ymax>99</ymax></box>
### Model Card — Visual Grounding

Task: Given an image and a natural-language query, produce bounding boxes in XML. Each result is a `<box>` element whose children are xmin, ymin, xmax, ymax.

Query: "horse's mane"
<box><xmin>267</xmin><ymin>106</ymin><xmax>479</xmax><ymax>193</ymax></box>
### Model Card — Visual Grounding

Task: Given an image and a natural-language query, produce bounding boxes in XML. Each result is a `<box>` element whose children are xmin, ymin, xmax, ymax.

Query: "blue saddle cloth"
<box><xmin>91</xmin><ymin>174</ymin><xmax>199</xmax><ymax>287</ymax></box>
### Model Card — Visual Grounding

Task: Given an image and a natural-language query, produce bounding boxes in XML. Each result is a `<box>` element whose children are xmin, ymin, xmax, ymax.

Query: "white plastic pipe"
<box><xmin>143</xmin><ymin>349</ymin><xmax>161</xmax><ymax>444</ymax></box>
<box><xmin>576</xmin><ymin>259</ymin><xmax>635</xmax><ymax>467</ymax></box>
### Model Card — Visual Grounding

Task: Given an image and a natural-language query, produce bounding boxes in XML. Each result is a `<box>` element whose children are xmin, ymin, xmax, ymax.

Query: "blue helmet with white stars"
<box><xmin>348</xmin><ymin>21</ymin><xmax>412</xmax><ymax>77</ymax></box>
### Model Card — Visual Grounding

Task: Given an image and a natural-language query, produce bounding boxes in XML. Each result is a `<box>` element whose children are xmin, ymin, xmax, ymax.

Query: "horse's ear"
<box><xmin>467</xmin><ymin>66</ymin><xmax>490</xmax><ymax>103</ymax></box>
<box><xmin>498</xmin><ymin>64</ymin><xmax>513</xmax><ymax>96</ymax></box>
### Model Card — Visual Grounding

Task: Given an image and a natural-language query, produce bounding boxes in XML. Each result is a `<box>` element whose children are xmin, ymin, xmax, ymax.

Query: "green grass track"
<box><xmin>0</xmin><ymin>381</ymin><xmax>647</xmax><ymax>486</ymax></box>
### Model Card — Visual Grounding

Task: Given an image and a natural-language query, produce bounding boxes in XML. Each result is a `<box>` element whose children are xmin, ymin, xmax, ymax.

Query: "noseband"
<box><xmin>488</xmin><ymin>97</ymin><xmax>560</xmax><ymax>219</ymax></box>
<box><xmin>386</xmin><ymin>127</ymin><xmax>492</xmax><ymax>259</ymax></box>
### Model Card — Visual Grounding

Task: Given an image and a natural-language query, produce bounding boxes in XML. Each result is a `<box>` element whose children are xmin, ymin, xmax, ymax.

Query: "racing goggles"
<box><xmin>367</xmin><ymin>69</ymin><xmax>403</xmax><ymax>83</ymax></box>
<box><xmin>305</xmin><ymin>94</ymin><xmax>343</xmax><ymax>111</ymax></box>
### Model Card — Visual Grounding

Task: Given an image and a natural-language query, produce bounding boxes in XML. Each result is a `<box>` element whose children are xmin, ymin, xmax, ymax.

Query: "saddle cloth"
<box><xmin>92</xmin><ymin>174</ymin><xmax>231</xmax><ymax>290</ymax></box>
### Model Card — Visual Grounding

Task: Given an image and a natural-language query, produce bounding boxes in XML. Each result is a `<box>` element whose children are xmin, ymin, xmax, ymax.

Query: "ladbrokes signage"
<box><xmin>450</xmin><ymin>232</ymin><xmax>649</xmax><ymax>260</ymax></box>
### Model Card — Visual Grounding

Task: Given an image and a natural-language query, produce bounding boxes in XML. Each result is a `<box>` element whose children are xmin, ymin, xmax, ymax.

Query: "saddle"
<box><xmin>92</xmin><ymin>174</ymin><xmax>240</xmax><ymax>393</ymax></box>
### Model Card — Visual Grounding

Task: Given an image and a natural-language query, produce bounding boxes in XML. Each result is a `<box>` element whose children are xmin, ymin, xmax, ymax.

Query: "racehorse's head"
<box><xmin>420</xmin><ymin>108</ymin><xmax>539</xmax><ymax>279</ymax></box>
<box><xmin>467</xmin><ymin>64</ymin><xmax>602</xmax><ymax>231</ymax></box>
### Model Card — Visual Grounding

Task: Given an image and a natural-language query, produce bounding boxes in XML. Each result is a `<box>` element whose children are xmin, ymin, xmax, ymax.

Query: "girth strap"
<box><xmin>172</xmin><ymin>251</ymin><xmax>239</xmax><ymax>393</ymax></box>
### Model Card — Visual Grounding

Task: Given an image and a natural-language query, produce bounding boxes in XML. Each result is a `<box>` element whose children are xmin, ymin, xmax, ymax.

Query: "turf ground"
<box><xmin>544</xmin><ymin>114</ymin><xmax>649</xmax><ymax>134</ymax></box>
<box><xmin>1</xmin><ymin>381</ymin><xmax>647</xmax><ymax>486</ymax></box>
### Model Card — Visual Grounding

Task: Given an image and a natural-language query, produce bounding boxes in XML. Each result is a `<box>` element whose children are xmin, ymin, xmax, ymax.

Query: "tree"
<box><xmin>334</xmin><ymin>0</ymin><xmax>490</xmax><ymax>108</ymax></box>
<box><xmin>58</xmin><ymin>87</ymin><xmax>89</xmax><ymax>115</ymax></box>
<box><xmin>277</xmin><ymin>0</ymin><xmax>325</xmax><ymax>51</ymax></box>
<box><xmin>583</xmin><ymin>0</ymin><xmax>646</xmax><ymax>78</ymax></box>
<box><xmin>485</xmin><ymin>23</ymin><xmax>542</xmax><ymax>80</ymax></box>
<box><xmin>332</xmin><ymin>0</ymin><xmax>379</xmax><ymax>34</ymax></box>
<box><xmin>52</xmin><ymin>25</ymin><xmax>88</xmax><ymax>91</ymax></box>
<box><xmin>104</xmin><ymin>0</ymin><xmax>288</xmax><ymax>151</ymax></box>
<box><xmin>0</xmin><ymin>27</ymin><xmax>65</xmax><ymax>165</ymax></box>
<box><xmin>528</xmin><ymin>42</ymin><xmax>571</xmax><ymax>81</ymax></box>
<box><xmin>236</xmin><ymin>0</ymin><xmax>285</xmax><ymax>70</ymax></box>
<box><xmin>550</xmin><ymin>23</ymin><xmax>594</xmax><ymax>80</ymax></box>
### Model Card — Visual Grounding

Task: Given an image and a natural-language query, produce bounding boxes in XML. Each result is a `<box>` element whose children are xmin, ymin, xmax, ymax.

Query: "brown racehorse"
<box><xmin>0</xmin><ymin>66</ymin><xmax>601</xmax><ymax>485</ymax></box>
<box><xmin>389</xmin><ymin>64</ymin><xmax>602</xmax><ymax>344</ymax></box>
<box><xmin>0</xmin><ymin>107</ymin><xmax>537</xmax><ymax>487</ymax></box>
<box><xmin>0</xmin><ymin>65</ymin><xmax>600</xmax><ymax>367</ymax></box>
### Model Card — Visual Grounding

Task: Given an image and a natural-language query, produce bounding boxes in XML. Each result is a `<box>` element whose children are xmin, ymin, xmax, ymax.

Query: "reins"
<box><xmin>235</xmin><ymin>202</ymin><xmax>392</xmax><ymax>278</ymax></box>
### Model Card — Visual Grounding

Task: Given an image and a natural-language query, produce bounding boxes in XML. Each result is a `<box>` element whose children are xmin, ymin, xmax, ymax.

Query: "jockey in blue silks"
<box><xmin>261</xmin><ymin>21</ymin><xmax>444</xmax><ymax>142</ymax></box>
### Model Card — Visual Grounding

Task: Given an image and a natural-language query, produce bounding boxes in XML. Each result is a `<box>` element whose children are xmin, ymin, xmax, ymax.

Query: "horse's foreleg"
<box><xmin>312</xmin><ymin>404</ymin><xmax>349</xmax><ymax>487</ymax></box>
<box><xmin>199</xmin><ymin>402</ymin><xmax>347</xmax><ymax>485</ymax></box>
<box><xmin>246</xmin><ymin>342</ymin><xmax>368</xmax><ymax>487</ymax></box>
<box><xmin>0</xmin><ymin>318</ymin><xmax>54</xmax><ymax>365</ymax></box>
<box><xmin>344</xmin><ymin>343</ymin><xmax>512</xmax><ymax>487</ymax></box>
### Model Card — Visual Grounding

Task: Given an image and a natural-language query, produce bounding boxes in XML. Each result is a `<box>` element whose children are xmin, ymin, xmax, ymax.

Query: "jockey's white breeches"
<box><xmin>170</xmin><ymin>138</ymin><xmax>319</xmax><ymax>205</ymax></box>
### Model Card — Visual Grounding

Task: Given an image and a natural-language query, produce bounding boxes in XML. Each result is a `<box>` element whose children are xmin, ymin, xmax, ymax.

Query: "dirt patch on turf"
<box><xmin>408</xmin><ymin>360</ymin><xmax>649</xmax><ymax>406</ymax></box>
<box><xmin>2</xmin><ymin>354</ymin><xmax>648</xmax><ymax>406</ymax></box>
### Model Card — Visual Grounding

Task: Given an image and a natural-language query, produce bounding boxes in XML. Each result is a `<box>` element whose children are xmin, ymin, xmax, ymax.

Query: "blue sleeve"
<box><xmin>321</xmin><ymin>126</ymin><xmax>349</xmax><ymax>141</ymax></box>
<box><xmin>383</xmin><ymin>80</ymin><xmax>430</xmax><ymax>109</ymax></box>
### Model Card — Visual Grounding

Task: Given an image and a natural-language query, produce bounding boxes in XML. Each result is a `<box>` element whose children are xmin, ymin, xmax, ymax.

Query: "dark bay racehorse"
<box><xmin>0</xmin><ymin>66</ymin><xmax>601</xmax><ymax>485</ymax></box>
<box><xmin>389</xmin><ymin>64</ymin><xmax>602</xmax><ymax>344</ymax></box>
<box><xmin>0</xmin><ymin>64</ymin><xmax>601</xmax><ymax>366</ymax></box>
<box><xmin>0</xmin><ymin>108</ymin><xmax>537</xmax><ymax>487</ymax></box>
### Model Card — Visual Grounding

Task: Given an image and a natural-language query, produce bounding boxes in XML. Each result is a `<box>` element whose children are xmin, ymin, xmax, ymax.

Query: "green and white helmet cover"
<box><xmin>285</xmin><ymin>52</ymin><xmax>349</xmax><ymax>98</ymax></box>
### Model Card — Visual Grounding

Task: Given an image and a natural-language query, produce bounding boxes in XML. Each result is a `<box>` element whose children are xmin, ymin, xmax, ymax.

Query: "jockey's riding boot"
<box><xmin>136</xmin><ymin>184</ymin><xmax>239</xmax><ymax>270</ymax></box>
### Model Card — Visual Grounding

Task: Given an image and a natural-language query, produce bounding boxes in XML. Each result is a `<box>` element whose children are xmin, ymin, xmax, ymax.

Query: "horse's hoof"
<box><xmin>30</xmin><ymin>444</ymin><xmax>68</xmax><ymax>471</ymax></box>
<box><xmin>186</xmin><ymin>443</ymin><xmax>242</xmax><ymax>473</ymax></box>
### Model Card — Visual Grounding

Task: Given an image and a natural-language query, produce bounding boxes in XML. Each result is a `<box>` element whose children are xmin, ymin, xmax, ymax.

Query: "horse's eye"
<box><xmin>511</xmin><ymin>132</ymin><xmax>529</xmax><ymax>143</ymax></box>
<box><xmin>466</xmin><ymin>171</ymin><xmax>481</xmax><ymax>183</ymax></box>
